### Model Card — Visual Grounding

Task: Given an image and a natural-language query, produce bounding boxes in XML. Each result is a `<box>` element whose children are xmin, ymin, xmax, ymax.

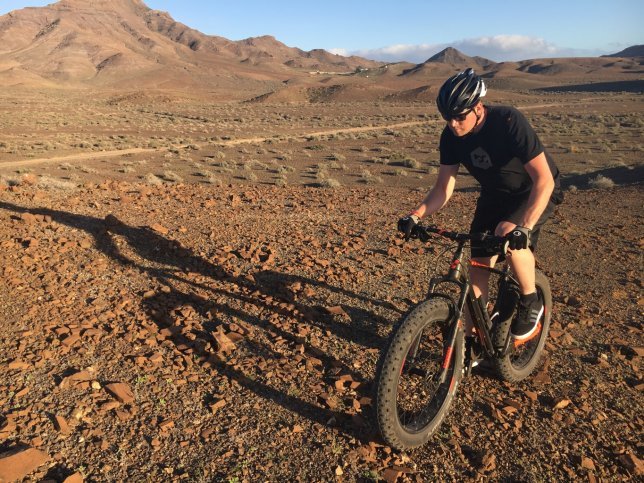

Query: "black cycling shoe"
<box><xmin>511</xmin><ymin>296</ymin><xmax>544</xmax><ymax>340</ymax></box>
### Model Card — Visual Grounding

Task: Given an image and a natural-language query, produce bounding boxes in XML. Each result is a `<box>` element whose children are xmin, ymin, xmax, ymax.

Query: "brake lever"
<box><xmin>415</xmin><ymin>226</ymin><xmax>431</xmax><ymax>243</ymax></box>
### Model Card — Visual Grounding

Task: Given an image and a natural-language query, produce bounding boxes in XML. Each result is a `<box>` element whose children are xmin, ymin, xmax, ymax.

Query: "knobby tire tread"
<box><xmin>375</xmin><ymin>298</ymin><xmax>464</xmax><ymax>450</ymax></box>
<box><xmin>493</xmin><ymin>270</ymin><xmax>552</xmax><ymax>382</ymax></box>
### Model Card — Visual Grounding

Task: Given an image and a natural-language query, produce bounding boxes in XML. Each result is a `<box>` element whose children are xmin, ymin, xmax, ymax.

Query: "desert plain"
<box><xmin>0</xmin><ymin>1</ymin><xmax>643</xmax><ymax>482</ymax></box>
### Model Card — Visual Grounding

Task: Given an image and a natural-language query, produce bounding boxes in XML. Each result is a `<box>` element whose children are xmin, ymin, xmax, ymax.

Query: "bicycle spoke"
<box><xmin>395</xmin><ymin>324</ymin><xmax>456</xmax><ymax>433</ymax></box>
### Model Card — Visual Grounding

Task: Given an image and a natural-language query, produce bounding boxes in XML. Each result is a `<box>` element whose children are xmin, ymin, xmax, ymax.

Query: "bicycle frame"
<box><xmin>410</xmin><ymin>226</ymin><xmax>519</xmax><ymax>381</ymax></box>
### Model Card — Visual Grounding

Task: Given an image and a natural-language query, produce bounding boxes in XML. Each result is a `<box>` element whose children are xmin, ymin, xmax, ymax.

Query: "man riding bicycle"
<box><xmin>398</xmin><ymin>68</ymin><xmax>563</xmax><ymax>342</ymax></box>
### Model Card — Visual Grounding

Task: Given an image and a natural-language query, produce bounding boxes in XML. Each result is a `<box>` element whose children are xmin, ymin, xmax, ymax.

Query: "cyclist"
<box><xmin>398</xmin><ymin>68</ymin><xmax>563</xmax><ymax>341</ymax></box>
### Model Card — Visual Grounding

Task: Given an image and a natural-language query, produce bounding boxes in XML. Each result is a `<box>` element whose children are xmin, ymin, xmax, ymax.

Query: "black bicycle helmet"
<box><xmin>436</xmin><ymin>68</ymin><xmax>487</xmax><ymax>117</ymax></box>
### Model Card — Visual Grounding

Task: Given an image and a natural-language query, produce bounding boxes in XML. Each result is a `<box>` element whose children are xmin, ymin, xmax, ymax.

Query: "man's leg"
<box><xmin>464</xmin><ymin>255</ymin><xmax>497</xmax><ymax>335</ymax></box>
<box><xmin>495</xmin><ymin>220</ymin><xmax>543</xmax><ymax>340</ymax></box>
<box><xmin>506</xmin><ymin>248</ymin><xmax>536</xmax><ymax>295</ymax></box>
<box><xmin>494</xmin><ymin>220</ymin><xmax>535</xmax><ymax>294</ymax></box>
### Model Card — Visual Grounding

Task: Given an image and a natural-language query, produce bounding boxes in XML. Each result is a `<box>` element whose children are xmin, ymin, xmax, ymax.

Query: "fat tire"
<box><xmin>375</xmin><ymin>298</ymin><xmax>464</xmax><ymax>450</ymax></box>
<box><xmin>493</xmin><ymin>269</ymin><xmax>552</xmax><ymax>382</ymax></box>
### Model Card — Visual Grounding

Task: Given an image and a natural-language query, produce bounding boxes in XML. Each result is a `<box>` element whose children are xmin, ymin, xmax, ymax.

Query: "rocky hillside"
<box><xmin>0</xmin><ymin>0</ymin><xmax>379</xmax><ymax>90</ymax></box>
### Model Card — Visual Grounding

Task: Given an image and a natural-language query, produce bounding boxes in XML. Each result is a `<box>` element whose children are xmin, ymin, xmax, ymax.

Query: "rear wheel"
<box><xmin>375</xmin><ymin>298</ymin><xmax>464</xmax><ymax>450</ymax></box>
<box><xmin>493</xmin><ymin>270</ymin><xmax>552</xmax><ymax>382</ymax></box>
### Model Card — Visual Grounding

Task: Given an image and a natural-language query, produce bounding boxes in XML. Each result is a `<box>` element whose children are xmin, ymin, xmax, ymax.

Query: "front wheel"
<box><xmin>375</xmin><ymin>298</ymin><xmax>464</xmax><ymax>450</ymax></box>
<box><xmin>493</xmin><ymin>269</ymin><xmax>552</xmax><ymax>382</ymax></box>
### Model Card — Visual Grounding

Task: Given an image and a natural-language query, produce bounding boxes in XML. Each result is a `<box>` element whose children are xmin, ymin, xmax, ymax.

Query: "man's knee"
<box><xmin>494</xmin><ymin>220</ymin><xmax>516</xmax><ymax>237</ymax></box>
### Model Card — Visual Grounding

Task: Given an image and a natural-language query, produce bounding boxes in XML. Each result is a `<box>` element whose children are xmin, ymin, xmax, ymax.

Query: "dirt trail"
<box><xmin>0</xmin><ymin>121</ymin><xmax>433</xmax><ymax>170</ymax></box>
<box><xmin>0</xmin><ymin>148</ymin><xmax>153</xmax><ymax>170</ymax></box>
<box><xmin>0</xmin><ymin>101</ymin><xmax>591</xmax><ymax>170</ymax></box>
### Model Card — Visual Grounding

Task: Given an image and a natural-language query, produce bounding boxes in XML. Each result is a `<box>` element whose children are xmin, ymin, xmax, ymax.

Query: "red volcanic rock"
<box><xmin>0</xmin><ymin>447</ymin><xmax>50</xmax><ymax>482</ymax></box>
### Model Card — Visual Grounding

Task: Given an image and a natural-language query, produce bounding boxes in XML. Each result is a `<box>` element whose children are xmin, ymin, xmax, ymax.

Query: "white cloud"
<box><xmin>344</xmin><ymin>43</ymin><xmax>442</xmax><ymax>63</ymax></box>
<box><xmin>455</xmin><ymin>35</ymin><xmax>558</xmax><ymax>60</ymax></box>
<box><xmin>328</xmin><ymin>48</ymin><xmax>349</xmax><ymax>56</ymax></box>
<box><xmin>335</xmin><ymin>35</ymin><xmax>607</xmax><ymax>63</ymax></box>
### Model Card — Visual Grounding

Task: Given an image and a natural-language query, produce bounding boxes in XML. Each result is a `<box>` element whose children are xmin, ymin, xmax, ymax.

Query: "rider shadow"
<box><xmin>252</xmin><ymin>270</ymin><xmax>396</xmax><ymax>349</ymax></box>
<box><xmin>139</xmin><ymin>280</ymin><xmax>377</xmax><ymax>437</ymax></box>
<box><xmin>0</xmin><ymin>201</ymin><xmax>382</xmax><ymax>440</ymax></box>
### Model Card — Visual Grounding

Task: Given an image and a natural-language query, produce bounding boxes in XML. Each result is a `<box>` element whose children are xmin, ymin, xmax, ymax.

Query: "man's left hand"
<box><xmin>507</xmin><ymin>226</ymin><xmax>531</xmax><ymax>250</ymax></box>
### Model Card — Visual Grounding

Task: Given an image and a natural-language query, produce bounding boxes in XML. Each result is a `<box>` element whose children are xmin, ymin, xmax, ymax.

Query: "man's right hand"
<box><xmin>397</xmin><ymin>214</ymin><xmax>420</xmax><ymax>240</ymax></box>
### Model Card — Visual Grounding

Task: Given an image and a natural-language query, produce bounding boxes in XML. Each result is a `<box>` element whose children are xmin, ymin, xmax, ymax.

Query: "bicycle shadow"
<box><xmin>252</xmin><ymin>270</ymin><xmax>394</xmax><ymax>349</ymax></box>
<box><xmin>0</xmin><ymin>200</ymin><xmax>386</xmax><ymax>440</ymax></box>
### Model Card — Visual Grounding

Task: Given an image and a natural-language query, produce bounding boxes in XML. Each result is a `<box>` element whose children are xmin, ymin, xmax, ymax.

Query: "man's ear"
<box><xmin>475</xmin><ymin>101</ymin><xmax>484</xmax><ymax>115</ymax></box>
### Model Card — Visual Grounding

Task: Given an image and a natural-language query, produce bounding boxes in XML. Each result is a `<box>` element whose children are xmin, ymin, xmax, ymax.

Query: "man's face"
<box><xmin>444</xmin><ymin>108</ymin><xmax>477</xmax><ymax>137</ymax></box>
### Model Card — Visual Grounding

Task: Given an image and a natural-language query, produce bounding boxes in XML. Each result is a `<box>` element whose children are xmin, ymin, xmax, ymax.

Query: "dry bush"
<box><xmin>194</xmin><ymin>169</ymin><xmax>214</xmax><ymax>178</ymax></box>
<box><xmin>162</xmin><ymin>171</ymin><xmax>183</xmax><ymax>182</ymax></box>
<box><xmin>212</xmin><ymin>160</ymin><xmax>231</xmax><ymax>168</ymax></box>
<box><xmin>277</xmin><ymin>165</ymin><xmax>295</xmax><ymax>174</ymax></box>
<box><xmin>37</xmin><ymin>175</ymin><xmax>78</xmax><ymax>190</ymax></box>
<box><xmin>204</xmin><ymin>174</ymin><xmax>222</xmax><ymax>186</ymax></box>
<box><xmin>242</xmin><ymin>172</ymin><xmax>258</xmax><ymax>181</ymax></box>
<box><xmin>144</xmin><ymin>173</ymin><xmax>164</xmax><ymax>185</ymax></box>
<box><xmin>403</xmin><ymin>157</ymin><xmax>420</xmax><ymax>169</ymax></box>
<box><xmin>359</xmin><ymin>170</ymin><xmax>383</xmax><ymax>184</ymax></box>
<box><xmin>328</xmin><ymin>153</ymin><xmax>346</xmax><ymax>161</ymax></box>
<box><xmin>0</xmin><ymin>176</ymin><xmax>21</xmax><ymax>186</ymax></box>
<box><xmin>588</xmin><ymin>174</ymin><xmax>615</xmax><ymax>189</ymax></box>
<box><xmin>319</xmin><ymin>178</ymin><xmax>341</xmax><ymax>188</ymax></box>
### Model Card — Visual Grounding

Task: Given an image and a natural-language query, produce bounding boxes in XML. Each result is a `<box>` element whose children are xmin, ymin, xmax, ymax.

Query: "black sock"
<box><xmin>520</xmin><ymin>292</ymin><xmax>538</xmax><ymax>305</ymax></box>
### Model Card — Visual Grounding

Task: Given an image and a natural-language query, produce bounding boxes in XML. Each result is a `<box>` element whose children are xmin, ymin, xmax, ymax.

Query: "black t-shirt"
<box><xmin>439</xmin><ymin>105</ymin><xmax>560</xmax><ymax>198</ymax></box>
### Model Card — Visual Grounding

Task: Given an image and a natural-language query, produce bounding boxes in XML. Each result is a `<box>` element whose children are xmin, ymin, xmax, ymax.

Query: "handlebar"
<box><xmin>411</xmin><ymin>224</ymin><xmax>509</xmax><ymax>254</ymax></box>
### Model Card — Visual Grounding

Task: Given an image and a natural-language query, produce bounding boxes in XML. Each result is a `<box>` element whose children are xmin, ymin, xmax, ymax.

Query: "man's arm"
<box><xmin>411</xmin><ymin>164</ymin><xmax>459</xmax><ymax>218</ymax></box>
<box><xmin>518</xmin><ymin>152</ymin><xmax>555</xmax><ymax>229</ymax></box>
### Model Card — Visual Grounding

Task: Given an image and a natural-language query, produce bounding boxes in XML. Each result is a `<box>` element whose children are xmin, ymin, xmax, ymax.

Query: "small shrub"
<box><xmin>144</xmin><ymin>173</ymin><xmax>163</xmax><ymax>185</ymax></box>
<box><xmin>37</xmin><ymin>176</ymin><xmax>77</xmax><ymax>190</ymax></box>
<box><xmin>162</xmin><ymin>170</ymin><xmax>183</xmax><ymax>182</ymax></box>
<box><xmin>9</xmin><ymin>177</ymin><xmax>25</xmax><ymax>186</ymax></box>
<box><xmin>359</xmin><ymin>170</ymin><xmax>383</xmax><ymax>184</ymax></box>
<box><xmin>194</xmin><ymin>169</ymin><xmax>213</xmax><ymax>178</ymax></box>
<box><xmin>403</xmin><ymin>158</ymin><xmax>420</xmax><ymax>169</ymax></box>
<box><xmin>204</xmin><ymin>174</ymin><xmax>222</xmax><ymax>186</ymax></box>
<box><xmin>277</xmin><ymin>165</ymin><xmax>295</xmax><ymax>174</ymax></box>
<box><xmin>328</xmin><ymin>153</ymin><xmax>346</xmax><ymax>161</ymax></box>
<box><xmin>319</xmin><ymin>178</ymin><xmax>341</xmax><ymax>188</ymax></box>
<box><xmin>588</xmin><ymin>174</ymin><xmax>615</xmax><ymax>189</ymax></box>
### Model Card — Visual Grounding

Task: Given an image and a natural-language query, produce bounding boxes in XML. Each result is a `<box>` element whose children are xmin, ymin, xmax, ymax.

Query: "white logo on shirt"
<box><xmin>470</xmin><ymin>147</ymin><xmax>492</xmax><ymax>170</ymax></box>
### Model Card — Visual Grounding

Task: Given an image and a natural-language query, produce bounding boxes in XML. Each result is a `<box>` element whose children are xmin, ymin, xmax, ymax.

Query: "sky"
<box><xmin>2</xmin><ymin>0</ymin><xmax>643</xmax><ymax>62</ymax></box>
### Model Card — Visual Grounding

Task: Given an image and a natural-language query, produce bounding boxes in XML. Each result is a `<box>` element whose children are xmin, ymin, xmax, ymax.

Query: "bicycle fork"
<box><xmin>437</xmin><ymin>317</ymin><xmax>462</xmax><ymax>384</ymax></box>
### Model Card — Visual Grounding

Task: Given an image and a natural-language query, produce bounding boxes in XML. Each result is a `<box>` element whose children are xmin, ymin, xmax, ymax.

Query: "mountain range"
<box><xmin>1</xmin><ymin>0</ymin><xmax>642</xmax><ymax>100</ymax></box>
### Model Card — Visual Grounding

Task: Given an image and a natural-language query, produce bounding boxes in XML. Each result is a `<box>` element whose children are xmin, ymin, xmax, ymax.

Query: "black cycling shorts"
<box><xmin>470</xmin><ymin>193</ymin><xmax>556</xmax><ymax>259</ymax></box>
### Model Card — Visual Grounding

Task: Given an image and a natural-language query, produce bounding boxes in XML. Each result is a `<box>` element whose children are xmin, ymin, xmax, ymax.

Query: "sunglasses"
<box><xmin>442</xmin><ymin>109</ymin><xmax>472</xmax><ymax>122</ymax></box>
